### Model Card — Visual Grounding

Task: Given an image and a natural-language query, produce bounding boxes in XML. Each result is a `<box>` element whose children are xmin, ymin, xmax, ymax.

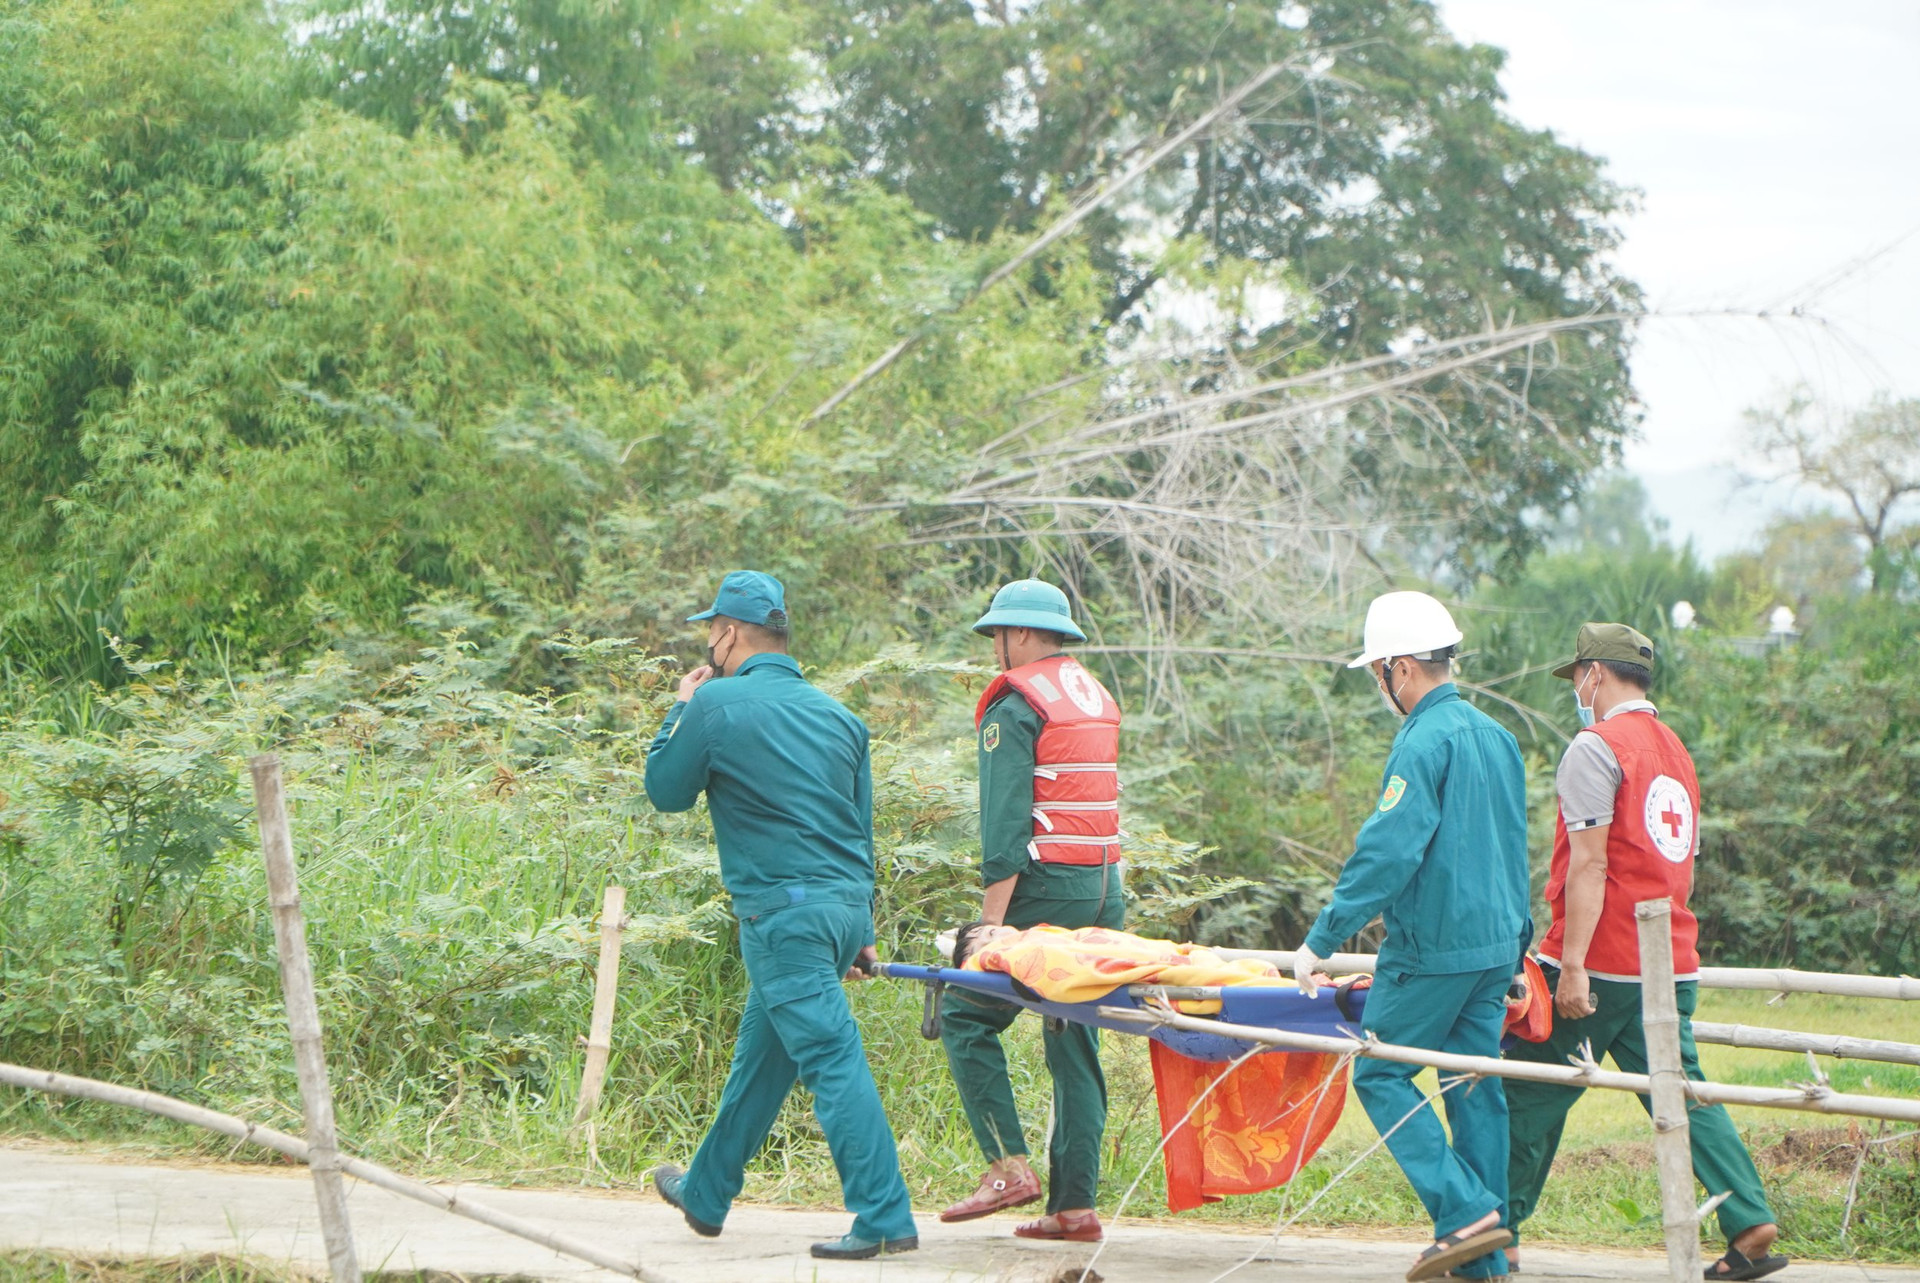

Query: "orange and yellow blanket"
<box><xmin>962</xmin><ymin>923</ymin><xmax>1349</xmax><ymax>1212</ymax></box>
<box><xmin>962</xmin><ymin>924</ymin><xmax>1280</xmax><ymax>1011</ymax></box>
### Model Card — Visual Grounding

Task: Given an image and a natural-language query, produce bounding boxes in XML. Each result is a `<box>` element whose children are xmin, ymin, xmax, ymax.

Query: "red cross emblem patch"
<box><xmin>1642</xmin><ymin>774</ymin><xmax>1695</xmax><ymax>864</ymax></box>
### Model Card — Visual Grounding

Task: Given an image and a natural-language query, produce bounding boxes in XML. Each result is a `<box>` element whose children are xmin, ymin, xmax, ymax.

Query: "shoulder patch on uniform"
<box><xmin>1379</xmin><ymin>775</ymin><xmax>1407</xmax><ymax>812</ymax></box>
<box><xmin>982</xmin><ymin>722</ymin><xmax>1001</xmax><ymax>753</ymax></box>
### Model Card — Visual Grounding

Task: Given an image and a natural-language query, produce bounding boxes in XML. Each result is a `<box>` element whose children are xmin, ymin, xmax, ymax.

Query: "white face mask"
<box><xmin>1573</xmin><ymin>668</ymin><xmax>1598</xmax><ymax>728</ymax></box>
<box><xmin>1377</xmin><ymin>661</ymin><xmax>1410</xmax><ymax>718</ymax></box>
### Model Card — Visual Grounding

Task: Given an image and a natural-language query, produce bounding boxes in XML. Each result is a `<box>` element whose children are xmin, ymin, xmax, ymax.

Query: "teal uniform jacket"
<box><xmin>1304</xmin><ymin>683</ymin><xmax>1531</xmax><ymax>973</ymax></box>
<box><xmin>646</xmin><ymin>652</ymin><xmax>876</xmax><ymax>931</ymax></box>
<box><xmin>1307</xmin><ymin>683</ymin><xmax>1530</xmax><ymax>1276</ymax></box>
<box><xmin>643</xmin><ymin>651</ymin><xmax>914</xmax><ymax>1242</ymax></box>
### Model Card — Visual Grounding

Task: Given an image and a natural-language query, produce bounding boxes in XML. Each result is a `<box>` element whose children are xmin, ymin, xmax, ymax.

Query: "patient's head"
<box><xmin>953</xmin><ymin>920</ymin><xmax>1019</xmax><ymax>966</ymax></box>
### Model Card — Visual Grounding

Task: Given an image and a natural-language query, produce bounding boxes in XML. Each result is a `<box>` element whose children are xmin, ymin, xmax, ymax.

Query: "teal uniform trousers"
<box><xmin>1354</xmin><ymin>964</ymin><xmax>1514</xmax><ymax>1279</ymax></box>
<box><xmin>646</xmin><ymin>653</ymin><xmax>915</xmax><ymax>1244</ymax></box>
<box><xmin>680</xmin><ymin>896</ymin><xmax>917</xmax><ymax>1242</ymax></box>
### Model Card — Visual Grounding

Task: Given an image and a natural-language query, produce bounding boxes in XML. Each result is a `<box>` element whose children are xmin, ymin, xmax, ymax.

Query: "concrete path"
<box><xmin>4</xmin><ymin>1146</ymin><xmax>1919</xmax><ymax>1283</ymax></box>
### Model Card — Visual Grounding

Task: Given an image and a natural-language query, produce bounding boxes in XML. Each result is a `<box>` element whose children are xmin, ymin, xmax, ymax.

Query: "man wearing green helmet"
<box><xmin>937</xmin><ymin>578</ymin><xmax>1125</xmax><ymax>1243</ymax></box>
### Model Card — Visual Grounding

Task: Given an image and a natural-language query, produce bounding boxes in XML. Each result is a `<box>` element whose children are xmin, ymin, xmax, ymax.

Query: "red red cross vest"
<box><xmin>975</xmin><ymin>655</ymin><xmax>1122</xmax><ymax>866</ymax></box>
<box><xmin>1540</xmin><ymin>709</ymin><xmax>1702</xmax><ymax>980</ymax></box>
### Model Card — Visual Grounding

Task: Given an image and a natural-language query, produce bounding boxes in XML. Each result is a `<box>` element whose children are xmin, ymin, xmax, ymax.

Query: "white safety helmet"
<box><xmin>1346</xmin><ymin>591</ymin><xmax>1464</xmax><ymax>669</ymax></box>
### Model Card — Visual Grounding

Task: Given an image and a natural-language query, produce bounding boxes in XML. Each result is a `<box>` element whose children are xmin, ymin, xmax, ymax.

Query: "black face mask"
<box><xmin>707</xmin><ymin>627</ymin><xmax>736</xmax><ymax>676</ymax></box>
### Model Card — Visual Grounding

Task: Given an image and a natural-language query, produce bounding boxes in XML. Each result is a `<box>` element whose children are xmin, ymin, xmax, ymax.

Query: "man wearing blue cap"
<box><xmin>937</xmin><ymin>579</ymin><xmax>1124</xmax><ymax>1243</ymax></box>
<box><xmin>644</xmin><ymin>570</ymin><xmax>919</xmax><ymax>1261</ymax></box>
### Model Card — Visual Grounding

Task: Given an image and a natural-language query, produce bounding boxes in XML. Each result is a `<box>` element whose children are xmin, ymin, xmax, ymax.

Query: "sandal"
<box><xmin>939</xmin><ymin>1166</ymin><xmax>1042</xmax><ymax>1223</ymax></box>
<box><xmin>1705</xmin><ymin>1246</ymin><xmax>1789</xmax><ymax>1280</ymax></box>
<box><xmin>1014</xmin><ymin>1209</ymin><xmax>1104</xmax><ymax>1242</ymax></box>
<box><xmin>1407</xmin><ymin>1220</ymin><xmax>1513</xmax><ymax>1282</ymax></box>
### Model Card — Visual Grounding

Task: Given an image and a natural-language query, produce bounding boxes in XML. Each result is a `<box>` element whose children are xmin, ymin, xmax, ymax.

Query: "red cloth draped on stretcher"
<box><xmin>962</xmin><ymin>924</ymin><xmax>1349</xmax><ymax>1211</ymax></box>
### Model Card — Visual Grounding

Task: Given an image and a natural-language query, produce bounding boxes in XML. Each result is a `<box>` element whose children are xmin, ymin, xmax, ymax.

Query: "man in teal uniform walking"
<box><xmin>937</xmin><ymin>579</ymin><xmax>1125</xmax><ymax>1243</ymax></box>
<box><xmin>1293</xmin><ymin>591</ymin><xmax>1531</xmax><ymax>1281</ymax></box>
<box><xmin>645</xmin><ymin>570</ymin><xmax>918</xmax><ymax>1261</ymax></box>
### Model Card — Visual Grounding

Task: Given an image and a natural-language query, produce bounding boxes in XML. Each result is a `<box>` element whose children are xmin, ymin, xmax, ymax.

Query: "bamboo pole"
<box><xmin>249</xmin><ymin>754</ymin><xmax>360</xmax><ymax>1283</ymax></box>
<box><xmin>1124</xmin><ymin>982</ymin><xmax>1920</xmax><ymax>1068</ymax></box>
<box><xmin>1692</xmin><ymin>1022</ymin><xmax>1920</xmax><ymax>1067</ymax></box>
<box><xmin>573</xmin><ymin>885</ymin><xmax>627</xmax><ymax>1124</ymax></box>
<box><xmin>0</xmin><ymin>1062</ymin><xmax>678</xmax><ymax>1283</ymax></box>
<box><xmin>1092</xmin><ymin>1007</ymin><xmax>1920</xmax><ymax>1124</ymax></box>
<box><xmin>1209</xmin><ymin>947</ymin><xmax>1382</xmax><ymax>975</ymax></box>
<box><xmin>1694</xmin><ymin>967</ymin><xmax>1920</xmax><ymax>1001</ymax></box>
<box><xmin>1211</xmin><ymin>947</ymin><xmax>1920</xmax><ymax>1001</ymax></box>
<box><xmin>1638</xmin><ymin>898</ymin><xmax>1703</xmax><ymax>1283</ymax></box>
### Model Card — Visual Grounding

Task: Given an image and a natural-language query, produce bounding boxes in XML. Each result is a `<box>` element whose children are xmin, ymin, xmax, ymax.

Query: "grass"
<box><xmin>0</xmin><ymin>1254</ymin><xmax>553</xmax><ymax>1283</ymax></box>
<box><xmin>0</xmin><ymin>1256</ymin><xmax>294</xmax><ymax>1283</ymax></box>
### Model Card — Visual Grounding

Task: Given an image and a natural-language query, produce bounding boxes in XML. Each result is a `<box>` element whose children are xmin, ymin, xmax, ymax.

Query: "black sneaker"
<box><xmin>651</xmin><ymin>1164</ymin><xmax>721</xmax><ymax>1238</ymax></box>
<box><xmin>810</xmin><ymin>1232</ymin><xmax>920</xmax><ymax>1260</ymax></box>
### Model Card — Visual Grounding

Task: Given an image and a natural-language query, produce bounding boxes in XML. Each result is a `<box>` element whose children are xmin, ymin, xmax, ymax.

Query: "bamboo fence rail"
<box><xmin>1690</xmin><ymin>1022</ymin><xmax>1920</xmax><ymax>1066</ymax></box>
<box><xmin>1211</xmin><ymin>947</ymin><xmax>1920</xmax><ymax>1001</ymax></box>
<box><xmin>0</xmin><ymin>1062</ymin><xmax>677</xmax><ymax>1283</ymax></box>
<box><xmin>1094</xmin><ymin>1007</ymin><xmax>1920</xmax><ymax>1124</ymax></box>
<box><xmin>1125</xmin><ymin>984</ymin><xmax>1920</xmax><ymax>1065</ymax></box>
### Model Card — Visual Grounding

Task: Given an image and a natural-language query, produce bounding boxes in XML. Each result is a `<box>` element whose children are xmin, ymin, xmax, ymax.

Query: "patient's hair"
<box><xmin>952</xmin><ymin>920</ymin><xmax>995</xmax><ymax>967</ymax></box>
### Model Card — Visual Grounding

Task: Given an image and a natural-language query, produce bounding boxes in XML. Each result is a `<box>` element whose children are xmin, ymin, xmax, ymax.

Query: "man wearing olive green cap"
<box><xmin>1504</xmin><ymin>623</ymin><xmax>1786</xmax><ymax>1281</ymax></box>
<box><xmin>644</xmin><ymin>570</ymin><xmax>918</xmax><ymax>1262</ymax></box>
<box><xmin>937</xmin><ymin>578</ymin><xmax>1125</xmax><ymax>1243</ymax></box>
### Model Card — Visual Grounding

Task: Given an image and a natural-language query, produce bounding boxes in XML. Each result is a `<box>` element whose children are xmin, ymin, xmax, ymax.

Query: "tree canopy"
<box><xmin>0</xmin><ymin>0</ymin><xmax>1641</xmax><ymax>681</ymax></box>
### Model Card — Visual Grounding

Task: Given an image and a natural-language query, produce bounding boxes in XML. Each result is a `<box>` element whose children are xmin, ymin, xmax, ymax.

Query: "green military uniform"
<box><xmin>1303</xmin><ymin>684</ymin><xmax>1531</xmax><ymax>1281</ymax></box>
<box><xmin>646</xmin><ymin>651</ymin><xmax>916</xmax><ymax>1244</ymax></box>
<box><xmin>940</xmin><ymin>677</ymin><xmax>1123</xmax><ymax>1214</ymax></box>
<box><xmin>1505</xmin><ymin>967</ymin><xmax>1775</xmax><ymax>1242</ymax></box>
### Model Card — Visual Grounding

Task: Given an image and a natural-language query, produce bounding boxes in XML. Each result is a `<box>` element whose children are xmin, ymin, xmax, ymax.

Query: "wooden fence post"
<box><xmin>573</xmin><ymin>885</ymin><xmax>627</xmax><ymax>1124</ymax></box>
<box><xmin>250</xmin><ymin>754</ymin><xmax>362</xmax><ymax>1283</ymax></box>
<box><xmin>1637</xmin><ymin>897</ymin><xmax>1702</xmax><ymax>1283</ymax></box>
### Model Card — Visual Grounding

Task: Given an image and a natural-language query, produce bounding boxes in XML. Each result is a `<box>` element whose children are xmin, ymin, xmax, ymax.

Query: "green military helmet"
<box><xmin>970</xmin><ymin>578</ymin><xmax>1087</xmax><ymax>642</ymax></box>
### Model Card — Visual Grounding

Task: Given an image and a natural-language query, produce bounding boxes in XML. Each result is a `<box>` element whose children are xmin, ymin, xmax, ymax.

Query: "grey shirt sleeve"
<box><xmin>1556</xmin><ymin>731</ymin><xmax>1622</xmax><ymax>831</ymax></box>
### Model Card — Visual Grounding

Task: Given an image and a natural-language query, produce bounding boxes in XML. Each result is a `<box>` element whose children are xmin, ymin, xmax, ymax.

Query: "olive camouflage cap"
<box><xmin>1551</xmin><ymin>621</ymin><xmax>1656</xmax><ymax>681</ymax></box>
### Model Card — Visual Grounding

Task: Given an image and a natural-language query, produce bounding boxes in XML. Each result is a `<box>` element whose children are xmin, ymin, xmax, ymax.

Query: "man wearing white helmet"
<box><xmin>1293</xmin><ymin>591</ymin><xmax>1531</xmax><ymax>1281</ymax></box>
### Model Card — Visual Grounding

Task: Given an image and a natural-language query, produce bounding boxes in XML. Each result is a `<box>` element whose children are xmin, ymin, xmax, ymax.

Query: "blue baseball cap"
<box><xmin>688</xmin><ymin>570</ymin><xmax>788</xmax><ymax>627</ymax></box>
<box><xmin>971</xmin><ymin>578</ymin><xmax>1086</xmax><ymax>641</ymax></box>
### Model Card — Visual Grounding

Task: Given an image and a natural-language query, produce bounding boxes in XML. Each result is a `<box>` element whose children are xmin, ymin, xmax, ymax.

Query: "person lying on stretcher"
<box><xmin>944</xmin><ymin>921</ymin><xmax>1549</xmax><ymax>1033</ymax></box>
<box><xmin>945</xmin><ymin>922</ymin><xmax>1345</xmax><ymax>1009</ymax></box>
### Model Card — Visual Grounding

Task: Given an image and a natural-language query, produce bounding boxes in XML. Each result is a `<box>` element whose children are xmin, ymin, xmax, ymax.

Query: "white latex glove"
<box><xmin>1293</xmin><ymin>943</ymin><xmax>1323</xmax><ymax>998</ymax></box>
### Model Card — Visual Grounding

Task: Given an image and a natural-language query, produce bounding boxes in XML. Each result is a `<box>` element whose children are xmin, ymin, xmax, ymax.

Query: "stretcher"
<box><xmin>872</xmin><ymin>962</ymin><xmax>1369</xmax><ymax>1061</ymax></box>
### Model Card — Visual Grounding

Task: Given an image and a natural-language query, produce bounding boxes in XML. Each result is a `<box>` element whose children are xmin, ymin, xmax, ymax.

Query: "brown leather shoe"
<box><xmin>1013</xmin><ymin>1209</ymin><xmax>1104</xmax><ymax>1242</ymax></box>
<box><xmin>939</xmin><ymin>1167</ymin><xmax>1042</xmax><ymax>1223</ymax></box>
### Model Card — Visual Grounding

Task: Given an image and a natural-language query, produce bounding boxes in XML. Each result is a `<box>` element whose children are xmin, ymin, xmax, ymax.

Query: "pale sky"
<box><xmin>1435</xmin><ymin>0</ymin><xmax>1920</xmax><ymax>556</ymax></box>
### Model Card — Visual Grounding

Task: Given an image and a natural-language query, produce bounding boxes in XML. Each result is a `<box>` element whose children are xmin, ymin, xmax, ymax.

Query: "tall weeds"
<box><xmin>0</xmin><ymin>634</ymin><xmax>1234</xmax><ymax>1206</ymax></box>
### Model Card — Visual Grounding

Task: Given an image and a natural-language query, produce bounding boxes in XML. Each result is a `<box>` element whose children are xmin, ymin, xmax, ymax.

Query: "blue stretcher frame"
<box><xmin>878</xmin><ymin>963</ymin><xmax>1369</xmax><ymax>1063</ymax></box>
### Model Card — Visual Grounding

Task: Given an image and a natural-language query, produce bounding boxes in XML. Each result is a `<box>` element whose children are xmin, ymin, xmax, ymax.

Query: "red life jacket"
<box><xmin>974</xmin><ymin>655</ymin><xmax>1122</xmax><ymax>866</ymax></box>
<box><xmin>1540</xmin><ymin>709</ymin><xmax>1702</xmax><ymax>980</ymax></box>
